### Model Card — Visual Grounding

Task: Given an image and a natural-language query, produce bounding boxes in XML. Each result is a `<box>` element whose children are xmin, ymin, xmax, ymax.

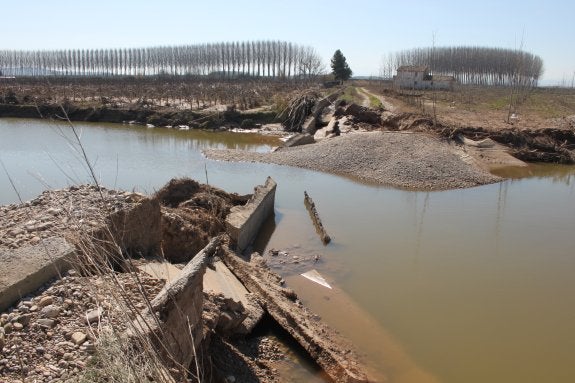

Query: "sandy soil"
<box><xmin>205</xmin><ymin>131</ymin><xmax>501</xmax><ymax>190</ymax></box>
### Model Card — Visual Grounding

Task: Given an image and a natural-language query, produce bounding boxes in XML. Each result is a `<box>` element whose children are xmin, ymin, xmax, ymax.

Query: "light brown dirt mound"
<box><xmin>205</xmin><ymin>131</ymin><xmax>501</xmax><ymax>190</ymax></box>
<box><xmin>153</xmin><ymin>178</ymin><xmax>251</xmax><ymax>263</ymax></box>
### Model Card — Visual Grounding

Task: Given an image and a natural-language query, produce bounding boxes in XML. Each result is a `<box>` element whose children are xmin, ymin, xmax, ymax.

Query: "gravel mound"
<box><xmin>205</xmin><ymin>131</ymin><xmax>501</xmax><ymax>190</ymax></box>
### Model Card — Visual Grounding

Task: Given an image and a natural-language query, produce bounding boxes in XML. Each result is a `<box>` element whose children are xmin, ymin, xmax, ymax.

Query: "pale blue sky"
<box><xmin>1</xmin><ymin>0</ymin><xmax>573</xmax><ymax>84</ymax></box>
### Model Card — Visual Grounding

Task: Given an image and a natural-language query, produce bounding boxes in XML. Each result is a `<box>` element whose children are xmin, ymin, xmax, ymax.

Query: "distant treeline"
<box><xmin>0</xmin><ymin>41</ymin><xmax>324</xmax><ymax>79</ymax></box>
<box><xmin>381</xmin><ymin>46</ymin><xmax>544</xmax><ymax>86</ymax></box>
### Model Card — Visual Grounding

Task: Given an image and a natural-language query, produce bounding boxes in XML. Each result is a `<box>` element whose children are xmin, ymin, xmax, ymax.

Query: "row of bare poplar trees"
<box><xmin>380</xmin><ymin>46</ymin><xmax>544</xmax><ymax>87</ymax></box>
<box><xmin>0</xmin><ymin>41</ymin><xmax>324</xmax><ymax>78</ymax></box>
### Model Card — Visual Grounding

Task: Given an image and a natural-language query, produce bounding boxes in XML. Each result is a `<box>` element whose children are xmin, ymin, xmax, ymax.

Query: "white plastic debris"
<box><xmin>301</xmin><ymin>269</ymin><xmax>332</xmax><ymax>289</ymax></box>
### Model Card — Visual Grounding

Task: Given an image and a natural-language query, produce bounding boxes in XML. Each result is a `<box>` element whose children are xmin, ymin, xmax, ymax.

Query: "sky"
<box><xmin>1</xmin><ymin>0</ymin><xmax>574</xmax><ymax>85</ymax></box>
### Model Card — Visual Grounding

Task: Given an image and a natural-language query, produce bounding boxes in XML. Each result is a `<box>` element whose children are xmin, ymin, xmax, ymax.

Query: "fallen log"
<box><xmin>220</xmin><ymin>244</ymin><xmax>370</xmax><ymax>383</ymax></box>
<box><xmin>304</xmin><ymin>191</ymin><xmax>331</xmax><ymax>244</ymax></box>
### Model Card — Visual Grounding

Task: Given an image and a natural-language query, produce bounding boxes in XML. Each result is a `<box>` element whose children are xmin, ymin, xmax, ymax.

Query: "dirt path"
<box><xmin>359</xmin><ymin>87</ymin><xmax>397</xmax><ymax>111</ymax></box>
<box><xmin>357</xmin><ymin>88</ymin><xmax>371</xmax><ymax>108</ymax></box>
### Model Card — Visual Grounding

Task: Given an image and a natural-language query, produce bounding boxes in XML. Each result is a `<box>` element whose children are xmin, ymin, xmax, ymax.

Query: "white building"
<box><xmin>393</xmin><ymin>65</ymin><xmax>455</xmax><ymax>90</ymax></box>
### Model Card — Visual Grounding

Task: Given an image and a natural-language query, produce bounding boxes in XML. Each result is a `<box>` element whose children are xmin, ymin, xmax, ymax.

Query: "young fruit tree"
<box><xmin>330</xmin><ymin>50</ymin><xmax>352</xmax><ymax>82</ymax></box>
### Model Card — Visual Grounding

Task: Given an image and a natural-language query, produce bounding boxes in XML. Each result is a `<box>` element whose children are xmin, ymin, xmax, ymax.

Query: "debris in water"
<box><xmin>301</xmin><ymin>269</ymin><xmax>332</xmax><ymax>289</ymax></box>
<box><xmin>303</xmin><ymin>191</ymin><xmax>331</xmax><ymax>245</ymax></box>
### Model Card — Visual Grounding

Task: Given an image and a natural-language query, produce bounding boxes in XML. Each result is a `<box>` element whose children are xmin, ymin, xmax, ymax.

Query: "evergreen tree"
<box><xmin>330</xmin><ymin>49</ymin><xmax>352</xmax><ymax>81</ymax></box>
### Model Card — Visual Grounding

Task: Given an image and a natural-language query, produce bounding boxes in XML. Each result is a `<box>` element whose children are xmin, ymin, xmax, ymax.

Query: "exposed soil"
<box><xmin>0</xmin><ymin>103</ymin><xmax>278</xmax><ymax>131</ymax></box>
<box><xmin>154</xmin><ymin>178</ymin><xmax>250</xmax><ymax>263</ymax></box>
<box><xmin>0</xmin><ymin>180</ymin><xmax>308</xmax><ymax>383</ymax></box>
<box><xmin>382</xmin><ymin>112</ymin><xmax>575</xmax><ymax>164</ymax></box>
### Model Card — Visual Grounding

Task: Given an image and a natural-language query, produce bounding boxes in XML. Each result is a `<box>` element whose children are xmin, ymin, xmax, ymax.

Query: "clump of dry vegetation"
<box><xmin>154</xmin><ymin>178</ymin><xmax>249</xmax><ymax>263</ymax></box>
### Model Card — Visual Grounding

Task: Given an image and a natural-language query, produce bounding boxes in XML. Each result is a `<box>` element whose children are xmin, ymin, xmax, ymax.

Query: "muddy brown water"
<box><xmin>1</xmin><ymin>118</ymin><xmax>575</xmax><ymax>383</ymax></box>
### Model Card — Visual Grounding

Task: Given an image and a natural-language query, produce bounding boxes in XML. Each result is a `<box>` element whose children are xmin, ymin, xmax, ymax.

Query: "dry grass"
<box><xmin>70</xmin><ymin>223</ymin><xmax>185</xmax><ymax>383</ymax></box>
<box><xmin>40</xmin><ymin>112</ymin><xmax>204</xmax><ymax>382</ymax></box>
<box><xmin>361</xmin><ymin>81</ymin><xmax>575</xmax><ymax>130</ymax></box>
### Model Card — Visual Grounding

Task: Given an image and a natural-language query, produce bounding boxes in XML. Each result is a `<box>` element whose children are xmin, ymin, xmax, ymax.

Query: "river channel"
<box><xmin>1</xmin><ymin>118</ymin><xmax>575</xmax><ymax>383</ymax></box>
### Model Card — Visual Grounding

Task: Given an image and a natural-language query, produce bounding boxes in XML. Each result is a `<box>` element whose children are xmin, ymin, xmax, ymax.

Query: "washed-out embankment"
<box><xmin>0</xmin><ymin>177</ymin><xmax>372</xmax><ymax>382</ymax></box>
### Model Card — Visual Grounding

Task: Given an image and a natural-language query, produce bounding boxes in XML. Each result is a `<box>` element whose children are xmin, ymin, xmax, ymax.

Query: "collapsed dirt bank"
<box><xmin>205</xmin><ymin>131</ymin><xmax>501</xmax><ymax>190</ymax></box>
<box><xmin>1</xmin><ymin>179</ymin><xmax>374</xmax><ymax>382</ymax></box>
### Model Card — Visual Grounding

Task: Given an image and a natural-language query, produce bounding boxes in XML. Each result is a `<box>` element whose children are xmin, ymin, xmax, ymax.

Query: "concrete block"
<box><xmin>225</xmin><ymin>177</ymin><xmax>276</xmax><ymax>252</ymax></box>
<box><xmin>204</xmin><ymin>260</ymin><xmax>264</xmax><ymax>334</ymax></box>
<box><xmin>301</xmin><ymin>116</ymin><xmax>317</xmax><ymax>134</ymax></box>
<box><xmin>283</xmin><ymin>133</ymin><xmax>315</xmax><ymax>148</ymax></box>
<box><xmin>128</xmin><ymin>236</ymin><xmax>221</xmax><ymax>372</ymax></box>
<box><xmin>0</xmin><ymin>237</ymin><xmax>75</xmax><ymax>312</ymax></box>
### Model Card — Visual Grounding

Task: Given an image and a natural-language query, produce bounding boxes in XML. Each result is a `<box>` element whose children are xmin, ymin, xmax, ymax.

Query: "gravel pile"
<box><xmin>0</xmin><ymin>185</ymin><xmax>145</xmax><ymax>251</ymax></box>
<box><xmin>205</xmin><ymin>131</ymin><xmax>501</xmax><ymax>190</ymax></box>
<box><xmin>0</xmin><ymin>269</ymin><xmax>164</xmax><ymax>382</ymax></box>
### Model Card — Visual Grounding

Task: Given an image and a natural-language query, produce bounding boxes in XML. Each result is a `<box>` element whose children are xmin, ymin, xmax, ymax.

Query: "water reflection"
<box><xmin>492</xmin><ymin>163</ymin><xmax>575</xmax><ymax>185</ymax></box>
<box><xmin>2</xmin><ymin>118</ymin><xmax>575</xmax><ymax>383</ymax></box>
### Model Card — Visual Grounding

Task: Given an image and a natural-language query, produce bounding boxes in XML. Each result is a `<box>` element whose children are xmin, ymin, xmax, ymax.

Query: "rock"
<box><xmin>301</xmin><ymin>116</ymin><xmax>317</xmax><ymax>135</ymax></box>
<box><xmin>85</xmin><ymin>308</ymin><xmax>103</xmax><ymax>324</ymax></box>
<box><xmin>12</xmin><ymin>322</ymin><xmax>23</xmax><ymax>331</ymax></box>
<box><xmin>40</xmin><ymin>305</ymin><xmax>61</xmax><ymax>319</ymax></box>
<box><xmin>3</xmin><ymin>323</ymin><xmax>13</xmax><ymax>334</ymax></box>
<box><xmin>280</xmin><ymin>288</ymin><xmax>298</xmax><ymax>301</ymax></box>
<box><xmin>38</xmin><ymin>296</ymin><xmax>55</xmax><ymax>307</ymax></box>
<box><xmin>16</xmin><ymin>314</ymin><xmax>32</xmax><ymax>326</ymax></box>
<box><xmin>0</xmin><ymin>327</ymin><xmax>4</xmax><ymax>351</ymax></box>
<box><xmin>8</xmin><ymin>228</ymin><xmax>24</xmax><ymax>236</ymax></box>
<box><xmin>226</xmin><ymin>375</ymin><xmax>236</xmax><ymax>383</ymax></box>
<box><xmin>37</xmin><ymin>318</ymin><xmax>56</xmax><ymax>328</ymax></box>
<box><xmin>314</xmin><ymin>117</ymin><xmax>340</xmax><ymax>141</ymax></box>
<box><xmin>35</xmin><ymin>222</ymin><xmax>53</xmax><ymax>231</ymax></box>
<box><xmin>47</xmin><ymin>207</ymin><xmax>63</xmax><ymax>215</ymax></box>
<box><xmin>71</xmin><ymin>332</ymin><xmax>87</xmax><ymax>345</ymax></box>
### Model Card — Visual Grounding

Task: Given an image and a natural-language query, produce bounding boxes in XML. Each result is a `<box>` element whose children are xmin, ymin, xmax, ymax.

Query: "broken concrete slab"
<box><xmin>225</xmin><ymin>177</ymin><xmax>276</xmax><ymax>252</ymax></box>
<box><xmin>221</xmin><ymin>245</ymin><xmax>369</xmax><ymax>383</ymax></box>
<box><xmin>128</xmin><ymin>236</ymin><xmax>221</xmax><ymax>374</ymax></box>
<box><xmin>204</xmin><ymin>259</ymin><xmax>264</xmax><ymax>334</ymax></box>
<box><xmin>314</xmin><ymin>117</ymin><xmax>340</xmax><ymax>141</ymax></box>
<box><xmin>458</xmin><ymin>134</ymin><xmax>528</xmax><ymax>170</ymax></box>
<box><xmin>282</xmin><ymin>133</ymin><xmax>315</xmax><ymax>148</ymax></box>
<box><xmin>301</xmin><ymin>116</ymin><xmax>317</xmax><ymax>135</ymax></box>
<box><xmin>0</xmin><ymin>237</ymin><xmax>75</xmax><ymax>312</ymax></box>
<box><xmin>138</xmin><ymin>260</ymin><xmax>182</xmax><ymax>284</ymax></box>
